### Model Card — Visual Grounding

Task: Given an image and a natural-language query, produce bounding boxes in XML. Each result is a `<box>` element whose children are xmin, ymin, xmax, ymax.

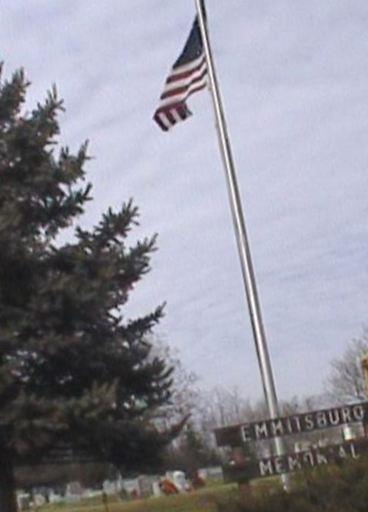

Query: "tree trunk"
<box><xmin>0</xmin><ymin>453</ymin><xmax>17</xmax><ymax>512</ymax></box>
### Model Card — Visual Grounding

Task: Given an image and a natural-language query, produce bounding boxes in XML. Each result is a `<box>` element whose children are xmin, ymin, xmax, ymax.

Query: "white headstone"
<box><xmin>172</xmin><ymin>471</ymin><xmax>188</xmax><ymax>492</ymax></box>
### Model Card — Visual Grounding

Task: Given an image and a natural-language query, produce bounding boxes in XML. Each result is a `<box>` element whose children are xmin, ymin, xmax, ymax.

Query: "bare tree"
<box><xmin>326</xmin><ymin>329</ymin><xmax>368</xmax><ymax>404</ymax></box>
<box><xmin>149</xmin><ymin>337</ymin><xmax>199</xmax><ymax>424</ymax></box>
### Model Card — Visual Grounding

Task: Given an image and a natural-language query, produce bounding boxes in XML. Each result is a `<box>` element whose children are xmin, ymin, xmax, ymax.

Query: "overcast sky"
<box><xmin>2</xmin><ymin>0</ymin><xmax>368</xmax><ymax>403</ymax></box>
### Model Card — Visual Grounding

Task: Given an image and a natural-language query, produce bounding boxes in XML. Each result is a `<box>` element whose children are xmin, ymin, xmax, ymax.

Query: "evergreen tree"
<box><xmin>0</xmin><ymin>67</ymin><xmax>174</xmax><ymax>512</ymax></box>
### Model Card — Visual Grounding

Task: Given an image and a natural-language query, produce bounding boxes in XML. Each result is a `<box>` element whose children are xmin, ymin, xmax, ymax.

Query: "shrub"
<box><xmin>216</xmin><ymin>456</ymin><xmax>368</xmax><ymax>512</ymax></box>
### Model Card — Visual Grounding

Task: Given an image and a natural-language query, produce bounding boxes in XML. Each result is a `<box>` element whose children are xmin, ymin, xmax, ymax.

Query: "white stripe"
<box><xmin>169</xmin><ymin>53</ymin><xmax>205</xmax><ymax>77</ymax></box>
<box><xmin>158</xmin><ymin>76</ymin><xmax>208</xmax><ymax>109</ymax></box>
<box><xmin>158</xmin><ymin>112</ymin><xmax>172</xmax><ymax>130</ymax></box>
<box><xmin>163</xmin><ymin>60</ymin><xmax>207</xmax><ymax>95</ymax></box>
<box><xmin>170</xmin><ymin>108</ymin><xmax>182</xmax><ymax>124</ymax></box>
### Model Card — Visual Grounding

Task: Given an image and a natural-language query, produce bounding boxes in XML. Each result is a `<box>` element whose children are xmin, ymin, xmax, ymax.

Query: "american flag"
<box><xmin>153</xmin><ymin>16</ymin><xmax>208</xmax><ymax>131</ymax></box>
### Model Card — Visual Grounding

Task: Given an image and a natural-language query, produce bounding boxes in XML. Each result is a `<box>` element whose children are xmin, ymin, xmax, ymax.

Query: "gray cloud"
<box><xmin>2</xmin><ymin>0</ymin><xmax>368</xmax><ymax>402</ymax></box>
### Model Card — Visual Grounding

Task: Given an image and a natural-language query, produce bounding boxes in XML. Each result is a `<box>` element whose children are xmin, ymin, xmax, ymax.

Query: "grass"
<box><xmin>40</xmin><ymin>483</ymin><xmax>238</xmax><ymax>512</ymax></box>
<box><xmin>38</xmin><ymin>457</ymin><xmax>368</xmax><ymax>512</ymax></box>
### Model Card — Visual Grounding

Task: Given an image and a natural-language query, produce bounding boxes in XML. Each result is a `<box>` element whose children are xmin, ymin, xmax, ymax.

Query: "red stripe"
<box><xmin>155</xmin><ymin>102</ymin><xmax>185</xmax><ymax>115</ymax></box>
<box><xmin>186</xmin><ymin>82</ymin><xmax>207</xmax><ymax>100</ymax></box>
<box><xmin>153</xmin><ymin>112</ymin><xmax>170</xmax><ymax>131</ymax></box>
<box><xmin>160</xmin><ymin>68</ymin><xmax>207</xmax><ymax>100</ymax></box>
<box><xmin>153</xmin><ymin>102</ymin><xmax>193</xmax><ymax>130</ymax></box>
<box><xmin>167</xmin><ymin>56</ymin><xmax>206</xmax><ymax>84</ymax></box>
<box><xmin>177</xmin><ymin>104</ymin><xmax>191</xmax><ymax>120</ymax></box>
<box><xmin>165</xmin><ymin>109</ymin><xmax>176</xmax><ymax>126</ymax></box>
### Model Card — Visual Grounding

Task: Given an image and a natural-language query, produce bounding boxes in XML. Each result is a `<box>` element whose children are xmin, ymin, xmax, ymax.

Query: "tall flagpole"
<box><xmin>194</xmin><ymin>0</ymin><xmax>288</xmax><ymax>482</ymax></box>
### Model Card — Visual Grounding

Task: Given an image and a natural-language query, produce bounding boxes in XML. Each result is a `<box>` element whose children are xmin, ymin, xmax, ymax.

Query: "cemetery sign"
<box><xmin>223</xmin><ymin>437</ymin><xmax>368</xmax><ymax>481</ymax></box>
<box><xmin>215</xmin><ymin>400</ymin><xmax>368</xmax><ymax>483</ymax></box>
<box><xmin>215</xmin><ymin>401</ymin><xmax>368</xmax><ymax>446</ymax></box>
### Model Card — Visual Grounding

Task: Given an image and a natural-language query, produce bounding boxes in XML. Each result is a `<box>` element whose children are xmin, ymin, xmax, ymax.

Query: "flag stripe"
<box><xmin>157</xmin><ymin>73</ymin><xmax>207</xmax><ymax>109</ymax></box>
<box><xmin>165</xmin><ymin>109</ymin><xmax>176</xmax><ymax>126</ymax></box>
<box><xmin>178</xmin><ymin>104</ymin><xmax>189</xmax><ymax>120</ymax></box>
<box><xmin>161</xmin><ymin>67</ymin><xmax>207</xmax><ymax>100</ymax></box>
<box><xmin>155</xmin><ymin>113</ymin><xmax>170</xmax><ymax>131</ymax></box>
<box><xmin>153</xmin><ymin>15</ymin><xmax>207</xmax><ymax>131</ymax></box>
<box><xmin>171</xmin><ymin>109</ymin><xmax>182</xmax><ymax>124</ymax></box>
<box><xmin>185</xmin><ymin>81</ymin><xmax>207</xmax><ymax>99</ymax></box>
<box><xmin>153</xmin><ymin>104</ymin><xmax>192</xmax><ymax>132</ymax></box>
<box><xmin>162</xmin><ymin>60</ymin><xmax>207</xmax><ymax>95</ymax></box>
<box><xmin>168</xmin><ymin>58</ymin><xmax>206</xmax><ymax>84</ymax></box>
<box><xmin>170</xmin><ymin>54</ymin><xmax>206</xmax><ymax>79</ymax></box>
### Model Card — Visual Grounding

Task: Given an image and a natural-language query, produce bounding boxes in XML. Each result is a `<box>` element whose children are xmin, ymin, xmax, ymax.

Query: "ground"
<box><xmin>39</xmin><ymin>484</ymin><xmax>237</xmax><ymax>512</ymax></box>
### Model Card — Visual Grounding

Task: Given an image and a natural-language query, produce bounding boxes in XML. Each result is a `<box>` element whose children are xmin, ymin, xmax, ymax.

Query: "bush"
<box><xmin>216</xmin><ymin>457</ymin><xmax>368</xmax><ymax>512</ymax></box>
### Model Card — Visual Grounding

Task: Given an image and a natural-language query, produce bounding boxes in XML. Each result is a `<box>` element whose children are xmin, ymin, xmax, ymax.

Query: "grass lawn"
<box><xmin>40</xmin><ymin>484</ymin><xmax>238</xmax><ymax>512</ymax></box>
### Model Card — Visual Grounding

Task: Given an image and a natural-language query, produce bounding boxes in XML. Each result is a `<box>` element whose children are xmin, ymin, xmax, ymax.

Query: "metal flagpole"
<box><xmin>194</xmin><ymin>0</ymin><xmax>288</xmax><ymax>486</ymax></box>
